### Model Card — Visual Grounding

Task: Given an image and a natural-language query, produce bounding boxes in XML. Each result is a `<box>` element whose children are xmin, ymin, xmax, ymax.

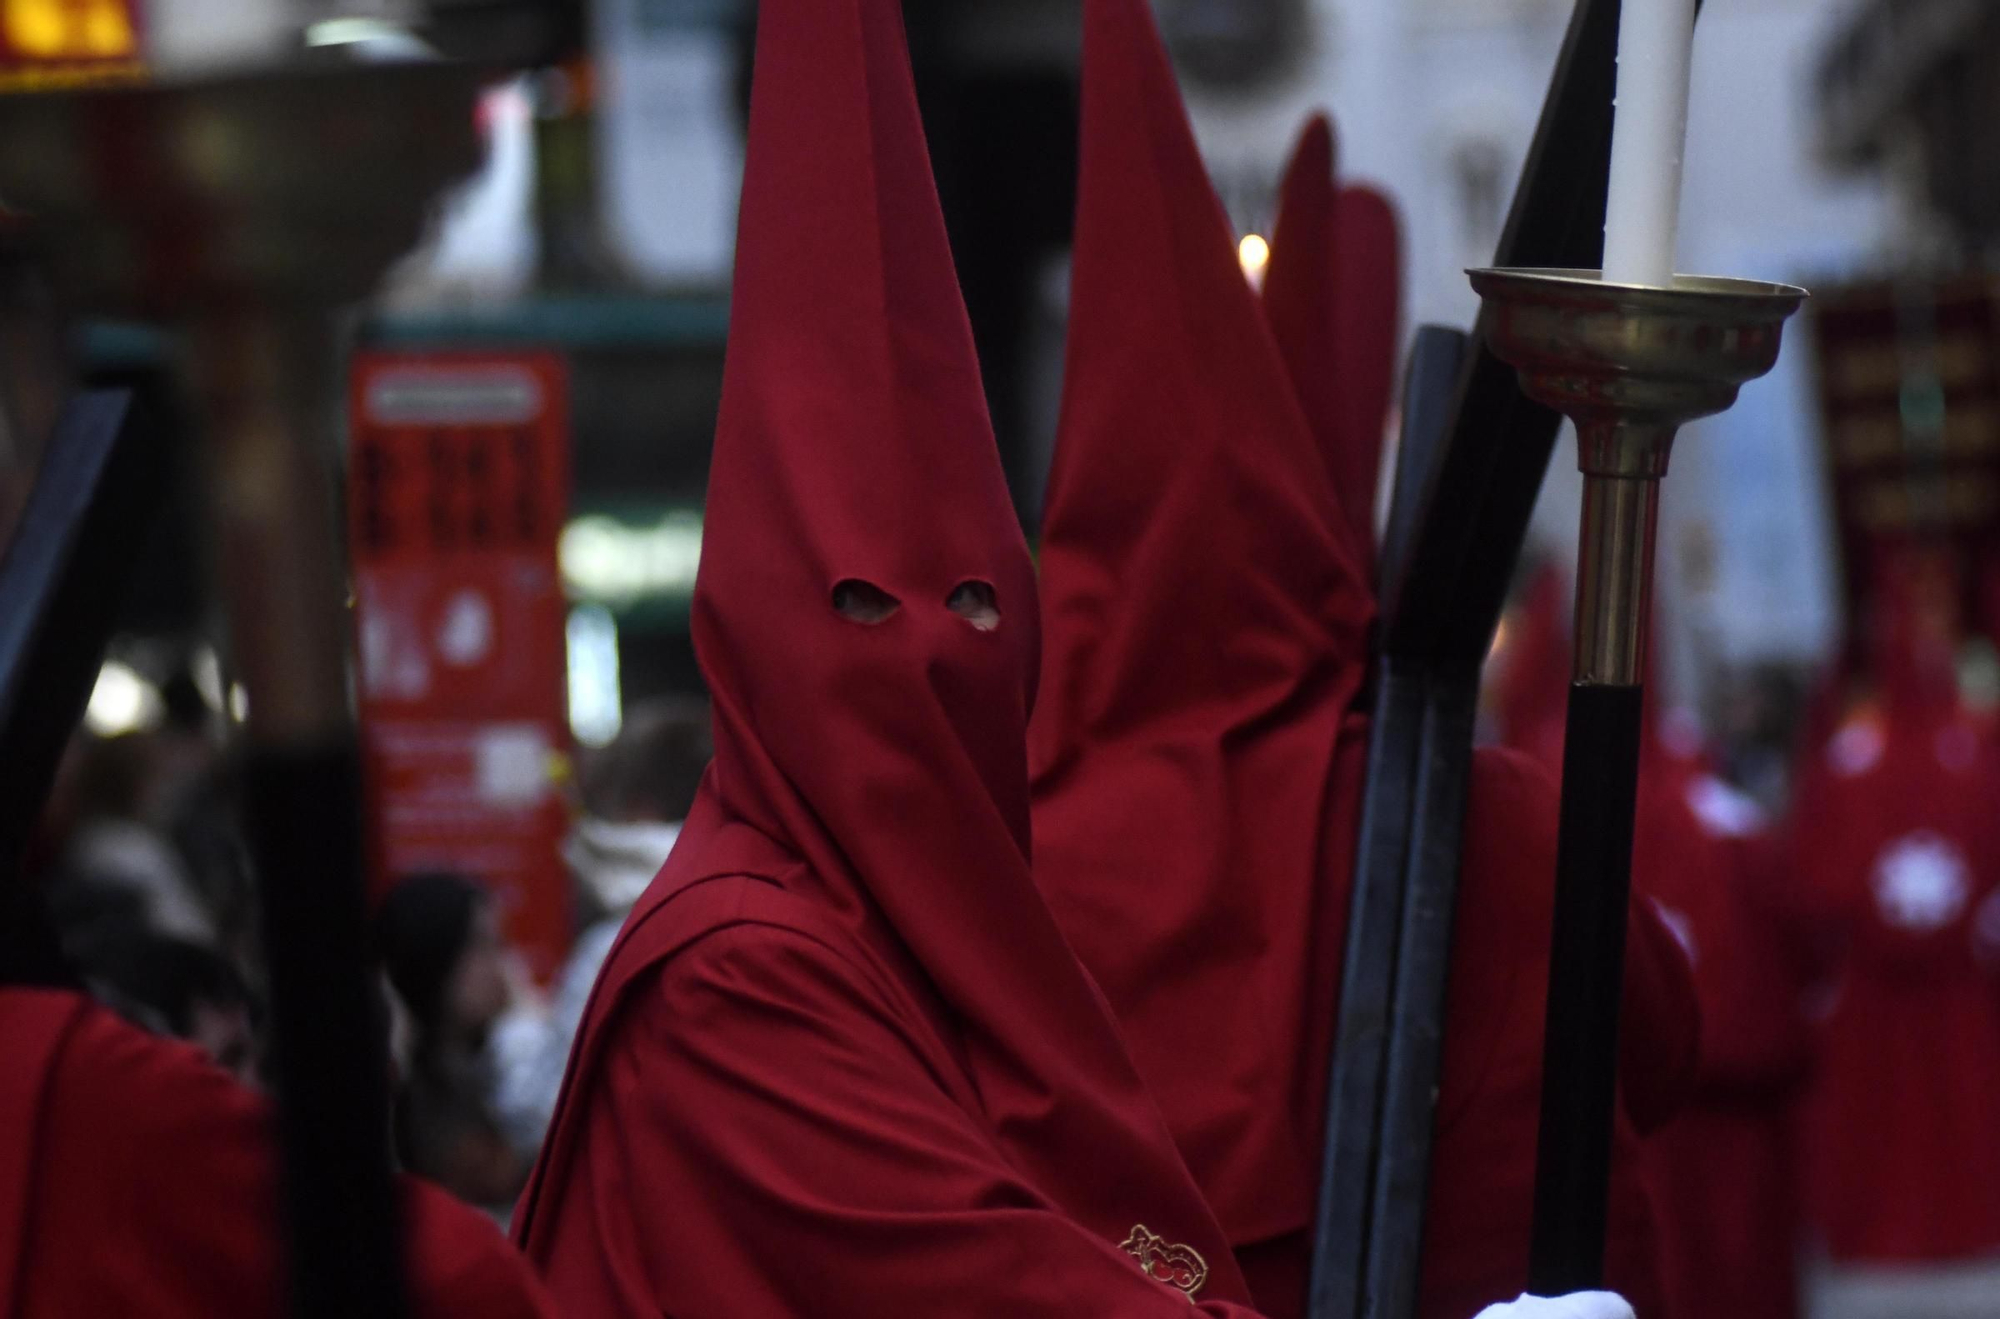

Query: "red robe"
<box><xmin>1635</xmin><ymin>742</ymin><xmax>1811</xmax><ymax>1319</ymax></box>
<box><xmin>1</xmin><ymin>987</ymin><xmax>552</xmax><ymax>1318</ymax></box>
<box><xmin>515</xmin><ymin>828</ymin><xmax>1265</xmax><ymax>1317</ymax></box>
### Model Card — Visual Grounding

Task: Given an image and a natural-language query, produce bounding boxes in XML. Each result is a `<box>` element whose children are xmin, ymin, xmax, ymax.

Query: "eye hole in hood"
<box><xmin>831</xmin><ymin>579</ymin><xmax>901</xmax><ymax>625</ymax></box>
<box><xmin>947</xmin><ymin>581</ymin><xmax>1001</xmax><ymax>632</ymax></box>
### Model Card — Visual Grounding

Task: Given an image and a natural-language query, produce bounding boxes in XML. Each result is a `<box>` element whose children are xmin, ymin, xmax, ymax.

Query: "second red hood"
<box><xmin>1030</xmin><ymin>0</ymin><xmax>1376</xmax><ymax>1246</ymax></box>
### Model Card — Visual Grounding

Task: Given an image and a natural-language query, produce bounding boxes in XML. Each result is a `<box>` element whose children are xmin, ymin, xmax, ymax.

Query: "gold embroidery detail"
<box><xmin>1120</xmin><ymin>1224</ymin><xmax>1209</xmax><ymax>1300</ymax></box>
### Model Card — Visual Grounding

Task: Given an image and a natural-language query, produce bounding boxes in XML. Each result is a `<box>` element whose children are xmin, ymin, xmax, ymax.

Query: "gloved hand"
<box><xmin>1473</xmin><ymin>1295</ymin><xmax>1635</xmax><ymax>1319</ymax></box>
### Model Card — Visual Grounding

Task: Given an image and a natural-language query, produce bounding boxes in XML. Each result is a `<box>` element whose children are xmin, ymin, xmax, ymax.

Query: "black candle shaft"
<box><xmin>1528</xmin><ymin>681</ymin><xmax>1645</xmax><ymax>1294</ymax></box>
<box><xmin>247</xmin><ymin>745</ymin><xmax>409</xmax><ymax>1319</ymax></box>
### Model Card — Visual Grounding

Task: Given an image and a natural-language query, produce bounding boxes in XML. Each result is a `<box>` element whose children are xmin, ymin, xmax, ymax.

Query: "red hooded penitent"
<box><xmin>1029</xmin><ymin>8</ymin><xmax>1692</xmax><ymax>1317</ymax></box>
<box><xmin>1783</xmin><ymin>549</ymin><xmax>2000</xmax><ymax>1267</ymax></box>
<box><xmin>511</xmin><ymin>0</ymin><xmax>1269</xmax><ymax>1313</ymax></box>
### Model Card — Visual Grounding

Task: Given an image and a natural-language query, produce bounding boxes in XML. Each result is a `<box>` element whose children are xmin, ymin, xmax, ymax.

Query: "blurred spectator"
<box><xmin>378</xmin><ymin>871</ymin><xmax>525</xmax><ymax>1210</ymax></box>
<box><xmin>153</xmin><ymin>666</ymin><xmax>257</xmax><ymax>947</ymax></box>
<box><xmin>165</xmin><ymin>744</ymin><xmax>260</xmax><ymax>969</ymax></box>
<box><xmin>491</xmin><ymin>697</ymin><xmax>710</xmax><ymax>1159</ymax></box>
<box><xmin>152</xmin><ymin>668</ymin><xmax>220</xmax><ymax>803</ymax></box>
<box><xmin>56</xmin><ymin>731</ymin><xmax>216</xmax><ymax>946</ymax></box>
<box><xmin>1713</xmin><ymin>662</ymin><xmax>1814</xmax><ymax>812</ymax></box>
<box><xmin>71</xmin><ymin>928</ymin><xmax>260</xmax><ymax>1084</ymax></box>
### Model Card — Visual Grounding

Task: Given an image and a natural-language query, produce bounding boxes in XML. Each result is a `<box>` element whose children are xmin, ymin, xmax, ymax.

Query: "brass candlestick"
<box><xmin>1466</xmin><ymin>266</ymin><xmax>1805</xmax><ymax>1293</ymax></box>
<box><xmin>0</xmin><ymin>58</ymin><xmax>487</xmax><ymax>1319</ymax></box>
<box><xmin>1470</xmin><ymin>268</ymin><xmax>1806</xmax><ymax>684</ymax></box>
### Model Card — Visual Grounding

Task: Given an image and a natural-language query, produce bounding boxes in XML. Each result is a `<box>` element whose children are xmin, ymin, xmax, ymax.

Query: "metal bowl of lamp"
<box><xmin>1468</xmin><ymin>266</ymin><xmax>1808</xmax><ymax>476</ymax></box>
<box><xmin>0</xmin><ymin>56</ymin><xmax>489</xmax><ymax>319</ymax></box>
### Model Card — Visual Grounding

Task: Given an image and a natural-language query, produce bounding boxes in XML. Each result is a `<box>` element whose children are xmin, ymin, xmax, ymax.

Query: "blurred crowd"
<box><xmin>24</xmin><ymin>690</ymin><xmax>712</xmax><ymax>1223</ymax></box>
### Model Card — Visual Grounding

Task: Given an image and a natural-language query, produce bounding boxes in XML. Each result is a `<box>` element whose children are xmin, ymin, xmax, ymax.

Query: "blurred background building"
<box><xmin>9</xmin><ymin>0</ymin><xmax>1964</xmax><ymax>998</ymax></box>
<box><xmin>45</xmin><ymin>0</ymin><xmax>1931</xmax><ymax>759</ymax></box>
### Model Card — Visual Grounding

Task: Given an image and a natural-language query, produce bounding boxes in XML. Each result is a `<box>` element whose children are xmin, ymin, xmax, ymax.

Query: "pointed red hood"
<box><xmin>1262</xmin><ymin>114</ymin><xmax>1403</xmax><ymax>575</ymax></box>
<box><xmin>686</xmin><ymin>0</ymin><xmax>1244</xmax><ymax>1276</ymax></box>
<box><xmin>1262</xmin><ymin>115</ymin><xmax>1346</xmax><ymax>534</ymax></box>
<box><xmin>1029</xmin><ymin>0</ymin><xmax>1376</xmax><ymax>1246</ymax></box>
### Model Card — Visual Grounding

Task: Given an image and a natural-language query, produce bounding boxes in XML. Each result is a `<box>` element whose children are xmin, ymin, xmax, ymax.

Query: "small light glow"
<box><xmin>304</xmin><ymin>19</ymin><xmax>435</xmax><ymax>62</ymax></box>
<box><xmin>191</xmin><ymin>646</ymin><xmax>225</xmax><ymax>713</ymax></box>
<box><xmin>228</xmin><ymin>683</ymin><xmax>250</xmax><ymax>724</ymax></box>
<box><xmin>559</xmin><ymin>512</ymin><xmax>704</xmax><ymax>608</ymax></box>
<box><xmin>1238</xmin><ymin>233</ymin><xmax>1271</xmax><ymax>286</ymax></box>
<box><xmin>85</xmin><ymin>661</ymin><xmax>163</xmax><ymax>737</ymax></box>
<box><xmin>567</xmin><ymin>605</ymin><xmax>624</xmax><ymax>749</ymax></box>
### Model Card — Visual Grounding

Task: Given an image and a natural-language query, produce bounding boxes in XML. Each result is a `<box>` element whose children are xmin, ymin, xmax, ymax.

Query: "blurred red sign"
<box><xmin>349</xmin><ymin>351</ymin><xmax>573</xmax><ymax>981</ymax></box>
<box><xmin>1811</xmin><ymin>278</ymin><xmax>2000</xmax><ymax>632</ymax></box>
<box><xmin>0</xmin><ymin>0</ymin><xmax>146</xmax><ymax>91</ymax></box>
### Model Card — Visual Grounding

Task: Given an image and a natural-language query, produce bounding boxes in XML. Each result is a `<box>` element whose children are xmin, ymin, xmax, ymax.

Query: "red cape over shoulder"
<box><xmin>0</xmin><ymin>987</ymin><xmax>552</xmax><ymax>1319</ymax></box>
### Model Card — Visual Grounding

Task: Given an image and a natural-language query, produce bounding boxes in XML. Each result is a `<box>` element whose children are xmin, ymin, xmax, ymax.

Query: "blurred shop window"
<box><xmin>595</xmin><ymin>0</ymin><xmax>742</xmax><ymax>287</ymax></box>
<box><xmin>1157</xmin><ymin>0</ymin><xmax>1309</xmax><ymax>92</ymax></box>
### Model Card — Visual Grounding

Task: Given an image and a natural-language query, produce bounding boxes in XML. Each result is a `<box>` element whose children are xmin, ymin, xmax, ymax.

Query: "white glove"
<box><xmin>1473</xmin><ymin>1295</ymin><xmax>1635</xmax><ymax>1319</ymax></box>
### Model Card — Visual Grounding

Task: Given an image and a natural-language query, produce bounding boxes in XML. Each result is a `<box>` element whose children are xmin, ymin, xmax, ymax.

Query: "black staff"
<box><xmin>1309</xmin><ymin>1</ymin><xmax>1634</xmax><ymax>1314</ymax></box>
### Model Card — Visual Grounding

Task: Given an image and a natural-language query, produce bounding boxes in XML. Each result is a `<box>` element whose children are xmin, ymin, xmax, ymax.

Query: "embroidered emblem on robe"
<box><xmin>1120</xmin><ymin>1224</ymin><xmax>1208</xmax><ymax>1299</ymax></box>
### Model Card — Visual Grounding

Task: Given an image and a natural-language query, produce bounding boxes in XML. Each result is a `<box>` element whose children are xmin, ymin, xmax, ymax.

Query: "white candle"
<box><xmin>1602</xmin><ymin>0</ymin><xmax>1697</xmax><ymax>287</ymax></box>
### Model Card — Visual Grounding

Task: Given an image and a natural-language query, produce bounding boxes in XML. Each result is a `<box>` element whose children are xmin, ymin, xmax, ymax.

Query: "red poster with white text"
<box><xmin>349</xmin><ymin>351</ymin><xmax>573</xmax><ymax>981</ymax></box>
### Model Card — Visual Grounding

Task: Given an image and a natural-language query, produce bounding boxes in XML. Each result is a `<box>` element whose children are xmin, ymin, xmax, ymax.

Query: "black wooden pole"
<box><xmin>189</xmin><ymin>314</ymin><xmax>408</xmax><ymax>1319</ymax></box>
<box><xmin>1309</xmin><ymin>658</ymin><xmax>1426</xmax><ymax>1317</ymax></box>
<box><xmin>0</xmin><ymin>387</ymin><xmax>164</xmax><ymax>987</ymax></box>
<box><xmin>1310</xmin><ymin>327</ymin><xmax>1466</xmax><ymax>1319</ymax></box>
<box><xmin>1529</xmin><ymin>683</ymin><xmax>1645</xmax><ymax>1293</ymax></box>
<box><xmin>1356</xmin><ymin>670</ymin><xmax>1482</xmax><ymax>1319</ymax></box>
<box><xmin>244</xmin><ymin>742</ymin><xmax>405</xmax><ymax>1319</ymax></box>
